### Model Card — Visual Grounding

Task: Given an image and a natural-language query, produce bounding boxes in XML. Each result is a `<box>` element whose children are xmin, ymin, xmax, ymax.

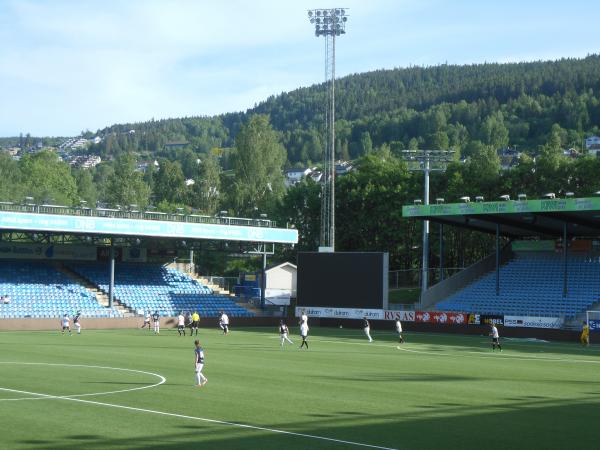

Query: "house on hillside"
<box><xmin>586</xmin><ymin>136</ymin><xmax>600</xmax><ymax>157</ymax></box>
<box><xmin>562</xmin><ymin>148</ymin><xmax>580</xmax><ymax>159</ymax></box>
<box><xmin>69</xmin><ymin>155</ymin><xmax>102</xmax><ymax>169</ymax></box>
<box><xmin>309</xmin><ymin>170</ymin><xmax>323</xmax><ymax>182</ymax></box>
<box><xmin>335</xmin><ymin>160</ymin><xmax>353</xmax><ymax>175</ymax></box>
<box><xmin>284</xmin><ymin>167</ymin><xmax>313</xmax><ymax>187</ymax></box>
<box><xmin>136</xmin><ymin>160</ymin><xmax>159</xmax><ymax>173</ymax></box>
<box><xmin>585</xmin><ymin>135</ymin><xmax>600</xmax><ymax>150</ymax></box>
<box><xmin>497</xmin><ymin>147</ymin><xmax>521</xmax><ymax>170</ymax></box>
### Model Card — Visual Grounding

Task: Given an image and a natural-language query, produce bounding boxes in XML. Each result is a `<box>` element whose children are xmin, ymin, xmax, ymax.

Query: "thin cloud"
<box><xmin>0</xmin><ymin>0</ymin><xmax>598</xmax><ymax>136</ymax></box>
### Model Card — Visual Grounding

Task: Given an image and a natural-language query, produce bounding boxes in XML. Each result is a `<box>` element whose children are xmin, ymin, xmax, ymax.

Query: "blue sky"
<box><xmin>0</xmin><ymin>0</ymin><xmax>598</xmax><ymax>137</ymax></box>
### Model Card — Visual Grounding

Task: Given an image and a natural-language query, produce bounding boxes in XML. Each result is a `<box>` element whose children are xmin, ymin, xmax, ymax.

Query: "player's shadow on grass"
<box><xmin>318</xmin><ymin>373</ymin><xmax>476</xmax><ymax>382</ymax></box>
<box><xmin>83</xmin><ymin>381</ymin><xmax>151</xmax><ymax>385</ymax></box>
<box><xmin>67</xmin><ymin>435</ymin><xmax>102</xmax><ymax>440</ymax></box>
<box><xmin>13</xmin><ymin>397</ymin><xmax>600</xmax><ymax>450</ymax></box>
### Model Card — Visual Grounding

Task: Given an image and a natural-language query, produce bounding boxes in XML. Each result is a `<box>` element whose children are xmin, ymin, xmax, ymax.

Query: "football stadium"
<box><xmin>3</xmin><ymin>4</ymin><xmax>600</xmax><ymax>450</ymax></box>
<box><xmin>0</xmin><ymin>198</ymin><xmax>599</xmax><ymax>450</ymax></box>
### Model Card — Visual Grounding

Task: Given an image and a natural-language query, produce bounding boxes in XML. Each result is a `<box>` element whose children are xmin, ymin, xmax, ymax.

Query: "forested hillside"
<box><xmin>84</xmin><ymin>55</ymin><xmax>600</xmax><ymax>165</ymax></box>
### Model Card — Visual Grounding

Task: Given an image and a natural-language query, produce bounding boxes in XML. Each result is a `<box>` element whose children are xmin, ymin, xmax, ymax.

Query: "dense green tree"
<box><xmin>230</xmin><ymin>114</ymin><xmax>286</xmax><ymax>215</ymax></box>
<box><xmin>191</xmin><ymin>152</ymin><xmax>222</xmax><ymax>215</ymax></box>
<box><xmin>0</xmin><ymin>153</ymin><xmax>23</xmax><ymax>201</ymax></box>
<box><xmin>104</xmin><ymin>154</ymin><xmax>150</xmax><ymax>208</ymax></box>
<box><xmin>274</xmin><ymin>178</ymin><xmax>321</xmax><ymax>253</ymax></box>
<box><xmin>18</xmin><ymin>150</ymin><xmax>78</xmax><ymax>205</ymax></box>
<box><xmin>73</xmin><ymin>169</ymin><xmax>98</xmax><ymax>206</ymax></box>
<box><xmin>153</xmin><ymin>159</ymin><xmax>186</xmax><ymax>204</ymax></box>
<box><xmin>359</xmin><ymin>131</ymin><xmax>373</xmax><ymax>155</ymax></box>
<box><xmin>335</xmin><ymin>152</ymin><xmax>412</xmax><ymax>268</ymax></box>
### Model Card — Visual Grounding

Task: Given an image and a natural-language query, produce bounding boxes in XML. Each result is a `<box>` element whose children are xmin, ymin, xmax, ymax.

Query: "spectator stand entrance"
<box><xmin>0</xmin><ymin>204</ymin><xmax>297</xmax><ymax>320</ymax></box>
<box><xmin>403</xmin><ymin>196</ymin><xmax>600</xmax><ymax>330</ymax></box>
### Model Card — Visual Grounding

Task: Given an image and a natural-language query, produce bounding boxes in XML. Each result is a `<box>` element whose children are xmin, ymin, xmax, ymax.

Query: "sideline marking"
<box><xmin>0</xmin><ymin>362</ymin><xmax>166</xmax><ymax>401</ymax></box>
<box><xmin>0</xmin><ymin>385</ymin><xmax>398</xmax><ymax>450</ymax></box>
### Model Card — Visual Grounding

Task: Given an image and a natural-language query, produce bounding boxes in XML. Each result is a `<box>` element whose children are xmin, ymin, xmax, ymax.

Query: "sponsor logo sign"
<box><xmin>383</xmin><ymin>310</ymin><xmax>415</xmax><ymax>322</ymax></box>
<box><xmin>415</xmin><ymin>311</ymin><xmax>468</xmax><ymax>324</ymax></box>
<box><xmin>468</xmin><ymin>313</ymin><xmax>480</xmax><ymax>325</ymax></box>
<box><xmin>504</xmin><ymin>316</ymin><xmax>563</xmax><ymax>329</ymax></box>
<box><xmin>589</xmin><ymin>320</ymin><xmax>600</xmax><ymax>332</ymax></box>
<box><xmin>480</xmin><ymin>314</ymin><xmax>505</xmax><ymax>326</ymax></box>
<box><xmin>0</xmin><ymin>243</ymin><xmax>96</xmax><ymax>261</ymax></box>
<box><xmin>295</xmin><ymin>307</ymin><xmax>416</xmax><ymax>321</ymax></box>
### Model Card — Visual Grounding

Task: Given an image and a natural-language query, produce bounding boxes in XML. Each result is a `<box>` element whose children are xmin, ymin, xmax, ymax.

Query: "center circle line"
<box><xmin>0</xmin><ymin>362</ymin><xmax>166</xmax><ymax>401</ymax></box>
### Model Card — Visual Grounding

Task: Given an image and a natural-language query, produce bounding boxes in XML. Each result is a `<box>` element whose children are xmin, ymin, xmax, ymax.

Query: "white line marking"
<box><xmin>0</xmin><ymin>385</ymin><xmax>398</xmax><ymax>450</ymax></box>
<box><xmin>0</xmin><ymin>362</ymin><xmax>165</xmax><ymax>401</ymax></box>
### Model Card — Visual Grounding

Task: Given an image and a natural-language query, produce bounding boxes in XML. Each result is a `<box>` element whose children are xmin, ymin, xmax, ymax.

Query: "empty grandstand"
<box><xmin>68</xmin><ymin>262</ymin><xmax>254</xmax><ymax>318</ymax></box>
<box><xmin>436</xmin><ymin>252</ymin><xmax>600</xmax><ymax>318</ymax></box>
<box><xmin>0</xmin><ymin>261</ymin><xmax>122</xmax><ymax>318</ymax></box>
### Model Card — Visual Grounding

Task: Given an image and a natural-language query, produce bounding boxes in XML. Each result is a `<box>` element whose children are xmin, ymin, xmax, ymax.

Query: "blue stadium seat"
<box><xmin>67</xmin><ymin>262</ymin><xmax>253</xmax><ymax>318</ymax></box>
<box><xmin>0</xmin><ymin>261</ymin><xmax>122</xmax><ymax>319</ymax></box>
<box><xmin>435</xmin><ymin>252</ymin><xmax>600</xmax><ymax>318</ymax></box>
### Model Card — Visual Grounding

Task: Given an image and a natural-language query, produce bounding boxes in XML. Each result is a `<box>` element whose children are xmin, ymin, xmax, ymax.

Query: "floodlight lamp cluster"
<box><xmin>308</xmin><ymin>8</ymin><xmax>348</xmax><ymax>36</ymax></box>
<box><xmin>401</xmin><ymin>149</ymin><xmax>455</xmax><ymax>162</ymax></box>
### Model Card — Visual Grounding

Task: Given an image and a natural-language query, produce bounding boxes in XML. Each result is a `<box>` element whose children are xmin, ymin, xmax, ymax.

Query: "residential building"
<box><xmin>497</xmin><ymin>147</ymin><xmax>521</xmax><ymax>170</ymax></box>
<box><xmin>284</xmin><ymin>167</ymin><xmax>313</xmax><ymax>187</ymax></box>
<box><xmin>585</xmin><ymin>135</ymin><xmax>600</xmax><ymax>150</ymax></box>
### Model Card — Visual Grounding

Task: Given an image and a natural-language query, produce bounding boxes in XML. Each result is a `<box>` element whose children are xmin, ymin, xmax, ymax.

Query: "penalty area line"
<box><xmin>0</xmin><ymin>386</ymin><xmax>398</xmax><ymax>450</ymax></box>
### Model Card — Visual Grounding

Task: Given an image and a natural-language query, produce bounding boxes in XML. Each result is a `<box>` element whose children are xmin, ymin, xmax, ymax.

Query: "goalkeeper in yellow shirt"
<box><xmin>580</xmin><ymin>321</ymin><xmax>590</xmax><ymax>347</ymax></box>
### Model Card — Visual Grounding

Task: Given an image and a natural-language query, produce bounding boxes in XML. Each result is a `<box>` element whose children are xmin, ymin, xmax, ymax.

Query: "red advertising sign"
<box><xmin>415</xmin><ymin>311</ymin><xmax>468</xmax><ymax>325</ymax></box>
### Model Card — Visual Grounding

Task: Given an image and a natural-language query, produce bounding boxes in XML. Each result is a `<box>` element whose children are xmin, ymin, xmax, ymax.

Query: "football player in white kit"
<box><xmin>299</xmin><ymin>320</ymin><xmax>309</xmax><ymax>349</ymax></box>
<box><xmin>177</xmin><ymin>312</ymin><xmax>186</xmax><ymax>336</ymax></box>
<box><xmin>396</xmin><ymin>319</ymin><xmax>404</xmax><ymax>344</ymax></box>
<box><xmin>219</xmin><ymin>311</ymin><xmax>229</xmax><ymax>335</ymax></box>
<box><xmin>363</xmin><ymin>317</ymin><xmax>373</xmax><ymax>342</ymax></box>
<box><xmin>300</xmin><ymin>310</ymin><xmax>308</xmax><ymax>326</ymax></box>
<box><xmin>61</xmin><ymin>314</ymin><xmax>72</xmax><ymax>335</ymax></box>
<box><xmin>490</xmin><ymin>323</ymin><xmax>502</xmax><ymax>351</ymax></box>
<box><xmin>141</xmin><ymin>310</ymin><xmax>151</xmax><ymax>330</ymax></box>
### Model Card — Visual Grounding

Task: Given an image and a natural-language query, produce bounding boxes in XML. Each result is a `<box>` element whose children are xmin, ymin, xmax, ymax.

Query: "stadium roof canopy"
<box><xmin>402</xmin><ymin>197</ymin><xmax>600</xmax><ymax>238</ymax></box>
<box><xmin>0</xmin><ymin>204</ymin><xmax>298</xmax><ymax>245</ymax></box>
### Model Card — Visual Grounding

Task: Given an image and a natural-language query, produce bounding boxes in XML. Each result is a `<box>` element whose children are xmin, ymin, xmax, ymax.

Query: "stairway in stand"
<box><xmin>54</xmin><ymin>263</ymin><xmax>136</xmax><ymax>317</ymax></box>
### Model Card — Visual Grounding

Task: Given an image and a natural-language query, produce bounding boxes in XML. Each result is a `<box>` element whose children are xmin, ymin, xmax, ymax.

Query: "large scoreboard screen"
<box><xmin>297</xmin><ymin>252</ymin><xmax>388</xmax><ymax>309</ymax></box>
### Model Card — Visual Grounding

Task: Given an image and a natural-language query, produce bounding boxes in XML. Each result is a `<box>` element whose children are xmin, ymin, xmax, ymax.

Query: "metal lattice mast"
<box><xmin>401</xmin><ymin>150</ymin><xmax>455</xmax><ymax>298</ymax></box>
<box><xmin>308</xmin><ymin>8</ymin><xmax>348</xmax><ymax>251</ymax></box>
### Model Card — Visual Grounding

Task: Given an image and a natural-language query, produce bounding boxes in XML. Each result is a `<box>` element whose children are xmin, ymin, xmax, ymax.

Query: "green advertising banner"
<box><xmin>402</xmin><ymin>197</ymin><xmax>600</xmax><ymax>217</ymax></box>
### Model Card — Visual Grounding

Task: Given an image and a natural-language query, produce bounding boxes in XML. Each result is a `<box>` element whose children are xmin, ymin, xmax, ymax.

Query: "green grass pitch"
<box><xmin>0</xmin><ymin>326</ymin><xmax>598</xmax><ymax>450</ymax></box>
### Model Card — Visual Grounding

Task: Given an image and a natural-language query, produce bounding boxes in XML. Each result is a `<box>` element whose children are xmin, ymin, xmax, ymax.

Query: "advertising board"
<box><xmin>504</xmin><ymin>316</ymin><xmax>564</xmax><ymax>329</ymax></box>
<box><xmin>294</xmin><ymin>307</ymin><xmax>415</xmax><ymax>321</ymax></box>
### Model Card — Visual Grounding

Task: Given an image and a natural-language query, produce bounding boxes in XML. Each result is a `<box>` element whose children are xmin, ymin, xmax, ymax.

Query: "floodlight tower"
<box><xmin>307</xmin><ymin>8</ymin><xmax>348</xmax><ymax>252</ymax></box>
<box><xmin>401</xmin><ymin>149</ymin><xmax>455</xmax><ymax>300</ymax></box>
